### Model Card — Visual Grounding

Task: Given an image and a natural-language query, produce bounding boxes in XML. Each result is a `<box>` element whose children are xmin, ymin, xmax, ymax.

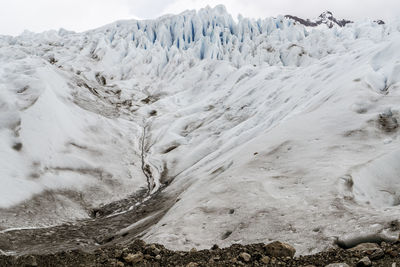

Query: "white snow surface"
<box><xmin>1</xmin><ymin>5</ymin><xmax>400</xmax><ymax>254</ymax></box>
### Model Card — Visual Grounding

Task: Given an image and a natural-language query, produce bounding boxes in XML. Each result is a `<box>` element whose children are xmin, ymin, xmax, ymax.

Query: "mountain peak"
<box><xmin>319</xmin><ymin>11</ymin><xmax>333</xmax><ymax>18</ymax></box>
<box><xmin>285</xmin><ymin>11</ymin><xmax>352</xmax><ymax>28</ymax></box>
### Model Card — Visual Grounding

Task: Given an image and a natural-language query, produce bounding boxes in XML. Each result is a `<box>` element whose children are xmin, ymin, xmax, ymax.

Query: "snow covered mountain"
<box><xmin>285</xmin><ymin>11</ymin><xmax>353</xmax><ymax>28</ymax></box>
<box><xmin>1</xmin><ymin>5</ymin><xmax>400</xmax><ymax>255</ymax></box>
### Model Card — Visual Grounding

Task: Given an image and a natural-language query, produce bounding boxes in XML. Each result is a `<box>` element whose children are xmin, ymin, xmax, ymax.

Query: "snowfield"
<box><xmin>1</xmin><ymin>5</ymin><xmax>400</xmax><ymax>254</ymax></box>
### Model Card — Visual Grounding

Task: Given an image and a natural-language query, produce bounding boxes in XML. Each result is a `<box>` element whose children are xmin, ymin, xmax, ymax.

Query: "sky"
<box><xmin>2</xmin><ymin>0</ymin><xmax>400</xmax><ymax>36</ymax></box>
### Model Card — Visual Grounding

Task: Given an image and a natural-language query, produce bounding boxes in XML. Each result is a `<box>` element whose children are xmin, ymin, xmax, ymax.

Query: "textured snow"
<box><xmin>1</xmin><ymin>5</ymin><xmax>400</xmax><ymax>254</ymax></box>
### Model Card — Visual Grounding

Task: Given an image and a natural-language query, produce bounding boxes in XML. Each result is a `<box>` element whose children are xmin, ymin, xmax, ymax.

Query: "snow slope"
<box><xmin>1</xmin><ymin>5</ymin><xmax>400</xmax><ymax>254</ymax></box>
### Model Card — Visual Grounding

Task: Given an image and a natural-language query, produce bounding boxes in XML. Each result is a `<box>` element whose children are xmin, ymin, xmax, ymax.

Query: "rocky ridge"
<box><xmin>285</xmin><ymin>11</ymin><xmax>357</xmax><ymax>28</ymax></box>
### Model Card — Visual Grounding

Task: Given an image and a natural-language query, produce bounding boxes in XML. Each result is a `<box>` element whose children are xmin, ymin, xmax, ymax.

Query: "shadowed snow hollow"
<box><xmin>0</xmin><ymin>6</ymin><xmax>400</xmax><ymax>254</ymax></box>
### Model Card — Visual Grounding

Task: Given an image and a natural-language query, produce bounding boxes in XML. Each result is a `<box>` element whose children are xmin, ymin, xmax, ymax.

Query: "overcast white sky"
<box><xmin>2</xmin><ymin>0</ymin><xmax>400</xmax><ymax>36</ymax></box>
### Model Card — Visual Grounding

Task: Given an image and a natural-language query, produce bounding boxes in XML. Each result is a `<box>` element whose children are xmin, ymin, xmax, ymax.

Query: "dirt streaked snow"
<box><xmin>1</xmin><ymin>6</ymin><xmax>400</xmax><ymax>255</ymax></box>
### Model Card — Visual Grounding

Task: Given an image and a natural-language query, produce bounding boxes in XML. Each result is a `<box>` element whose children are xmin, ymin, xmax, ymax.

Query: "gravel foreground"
<box><xmin>1</xmin><ymin>239</ymin><xmax>400</xmax><ymax>267</ymax></box>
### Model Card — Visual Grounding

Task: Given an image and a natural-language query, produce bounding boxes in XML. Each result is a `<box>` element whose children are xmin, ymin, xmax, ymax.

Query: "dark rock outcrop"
<box><xmin>285</xmin><ymin>11</ymin><xmax>353</xmax><ymax>28</ymax></box>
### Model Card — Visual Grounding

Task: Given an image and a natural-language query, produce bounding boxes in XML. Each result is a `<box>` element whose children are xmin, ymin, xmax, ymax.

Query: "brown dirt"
<box><xmin>1</xmin><ymin>239</ymin><xmax>400</xmax><ymax>266</ymax></box>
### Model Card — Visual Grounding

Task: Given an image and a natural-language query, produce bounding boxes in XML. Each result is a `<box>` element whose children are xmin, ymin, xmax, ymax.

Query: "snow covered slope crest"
<box><xmin>1</xmin><ymin>5</ymin><xmax>400</xmax><ymax>254</ymax></box>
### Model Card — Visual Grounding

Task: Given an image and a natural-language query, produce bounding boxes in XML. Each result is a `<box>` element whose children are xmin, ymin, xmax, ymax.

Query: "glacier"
<box><xmin>1</xmin><ymin>5</ymin><xmax>400</xmax><ymax>255</ymax></box>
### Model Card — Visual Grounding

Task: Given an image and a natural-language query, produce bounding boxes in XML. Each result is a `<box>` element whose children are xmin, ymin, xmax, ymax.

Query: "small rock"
<box><xmin>25</xmin><ymin>255</ymin><xmax>38</xmax><ymax>266</ymax></box>
<box><xmin>155</xmin><ymin>255</ymin><xmax>161</xmax><ymax>260</ymax></box>
<box><xmin>211</xmin><ymin>244</ymin><xmax>219</xmax><ymax>250</ymax></box>
<box><xmin>222</xmin><ymin>230</ymin><xmax>233</xmax><ymax>240</ymax></box>
<box><xmin>186</xmin><ymin>262</ymin><xmax>198</xmax><ymax>267</ymax></box>
<box><xmin>388</xmin><ymin>249</ymin><xmax>399</xmax><ymax>257</ymax></box>
<box><xmin>12</xmin><ymin>142</ymin><xmax>23</xmax><ymax>151</ymax></box>
<box><xmin>135</xmin><ymin>239</ymin><xmax>147</xmax><ymax>247</ymax></box>
<box><xmin>261</xmin><ymin>256</ymin><xmax>270</xmax><ymax>264</ymax></box>
<box><xmin>325</xmin><ymin>264</ymin><xmax>350</xmax><ymax>267</ymax></box>
<box><xmin>349</xmin><ymin>243</ymin><xmax>380</xmax><ymax>253</ymax></box>
<box><xmin>98</xmin><ymin>251</ymin><xmax>108</xmax><ymax>263</ymax></box>
<box><xmin>239</xmin><ymin>252</ymin><xmax>251</xmax><ymax>262</ymax></box>
<box><xmin>369</xmin><ymin>248</ymin><xmax>384</xmax><ymax>260</ymax></box>
<box><xmin>124</xmin><ymin>252</ymin><xmax>144</xmax><ymax>263</ymax></box>
<box><xmin>213</xmin><ymin>256</ymin><xmax>221</xmax><ymax>261</ymax></box>
<box><xmin>114</xmin><ymin>249</ymin><xmax>123</xmax><ymax>258</ymax></box>
<box><xmin>357</xmin><ymin>256</ymin><xmax>372</xmax><ymax>267</ymax></box>
<box><xmin>108</xmin><ymin>259</ymin><xmax>118</xmax><ymax>266</ymax></box>
<box><xmin>145</xmin><ymin>244</ymin><xmax>161</xmax><ymax>256</ymax></box>
<box><xmin>378</xmin><ymin>111</ymin><xmax>398</xmax><ymax>132</ymax></box>
<box><xmin>265</xmin><ymin>241</ymin><xmax>296</xmax><ymax>258</ymax></box>
<box><xmin>190</xmin><ymin>247</ymin><xmax>197</xmax><ymax>253</ymax></box>
<box><xmin>116</xmin><ymin>261</ymin><xmax>124</xmax><ymax>267</ymax></box>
